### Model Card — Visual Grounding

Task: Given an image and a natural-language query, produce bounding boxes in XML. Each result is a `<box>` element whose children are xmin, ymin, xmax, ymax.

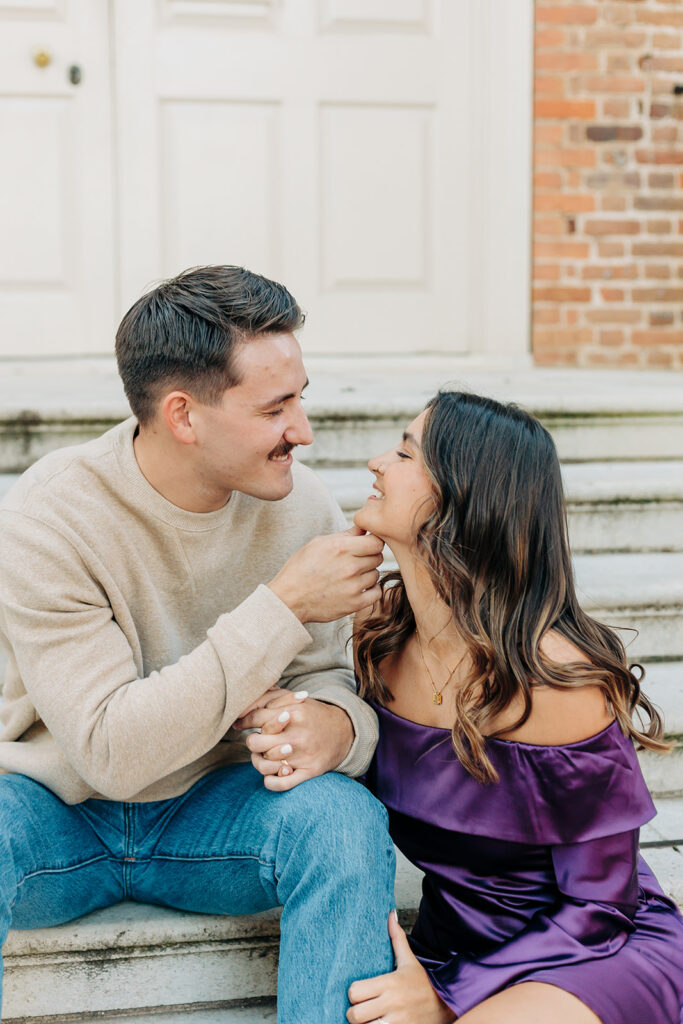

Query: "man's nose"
<box><xmin>286</xmin><ymin>406</ymin><xmax>314</xmax><ymax>447</ymax></box>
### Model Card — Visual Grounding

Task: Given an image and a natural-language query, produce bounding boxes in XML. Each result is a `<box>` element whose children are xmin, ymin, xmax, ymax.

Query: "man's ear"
<box><xmin>161</xmin><ymin>391</ymin><xmax>196</xmax><ymax>445</ymax></box>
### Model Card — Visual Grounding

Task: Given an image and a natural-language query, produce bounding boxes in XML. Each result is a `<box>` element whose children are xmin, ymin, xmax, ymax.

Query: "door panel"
<box><xmin>0</xmin><ymin>0</ymin><xmax>115</xmax><ymax>356</ymax></box>
<box><xmin>320</xmin><ymin>103</ymin><xmax>432</xmax><ymax>290</ymax></box>
<box><xmin>0</xmin><ymin>98</ymin><xmax>69</xmax><ymax>282</ymax></box>
<box><xmin>160</xmin><ymin>100</ymin><xmax>281</xmax><ymax>277</ymax></box>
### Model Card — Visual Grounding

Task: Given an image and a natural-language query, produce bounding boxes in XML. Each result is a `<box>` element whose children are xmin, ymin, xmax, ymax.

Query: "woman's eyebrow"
<box><xmin>402</xmin><ymin>431</ymin><xmax>419</xmax><ymax>447</ymax></box>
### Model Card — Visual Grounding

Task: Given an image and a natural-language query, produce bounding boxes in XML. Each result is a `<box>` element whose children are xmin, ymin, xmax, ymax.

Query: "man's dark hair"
<box><xmin>115</xmin><ymin>265</ymin><xmax>304</xmax><ymax>425</ymax></box>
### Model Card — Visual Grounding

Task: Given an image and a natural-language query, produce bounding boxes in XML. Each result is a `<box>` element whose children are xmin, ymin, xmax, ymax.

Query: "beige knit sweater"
<box><xmin>0</xmin><ymin>418</ymin><xmax>377</xmax><ymax>804</ymax></box>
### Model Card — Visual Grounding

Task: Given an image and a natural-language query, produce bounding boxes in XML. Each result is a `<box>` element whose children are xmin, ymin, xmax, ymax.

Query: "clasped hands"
<box><xmin>233</xmin><ymin>686</ymin><xmax>354</xmax><ymax>792</ymax></box>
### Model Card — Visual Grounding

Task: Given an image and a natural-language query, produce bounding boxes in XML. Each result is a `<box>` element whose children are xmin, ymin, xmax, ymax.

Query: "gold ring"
<box><xmin>281</xmin><ymin>759</ymin><xmax>290</xmax><ymax>766</ymax></box>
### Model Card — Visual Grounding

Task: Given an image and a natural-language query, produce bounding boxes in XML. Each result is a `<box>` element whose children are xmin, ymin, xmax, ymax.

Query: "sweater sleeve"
<box><xmin>427</xmin><ymin>830</ymin><xmax>640</xmax><ymax>1017</ymax></box>
<box><xmin>0</xmin><ymin>511</ymin><xmax>312</xmax><ymax>801</ymax></box>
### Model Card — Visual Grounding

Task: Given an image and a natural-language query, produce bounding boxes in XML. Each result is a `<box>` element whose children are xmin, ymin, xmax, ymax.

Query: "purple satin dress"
<box><xmin>365</xmin><ymin>703</ymin><xmax>683</xmax><ymax>1024</ymax></box>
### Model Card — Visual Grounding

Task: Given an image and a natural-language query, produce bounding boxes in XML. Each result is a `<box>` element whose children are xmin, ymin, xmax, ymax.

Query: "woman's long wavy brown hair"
<box><xmin>354</xmin><ymin>390</ymin><xmax>670</xmax><ymax>783</ymax></box>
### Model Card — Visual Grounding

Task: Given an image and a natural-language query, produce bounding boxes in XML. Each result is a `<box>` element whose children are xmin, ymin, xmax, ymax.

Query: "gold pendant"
<box><xmin>433</xmin><ymin>692</ymin><xmax>442</xmax><ymax>705</ymax></box>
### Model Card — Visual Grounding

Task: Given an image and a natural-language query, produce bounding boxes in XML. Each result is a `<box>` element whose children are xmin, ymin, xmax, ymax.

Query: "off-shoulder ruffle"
<box><xmin>368</xmin><ymin>703</ymin><xmax>656</xmax><ymax>845</ymax></box>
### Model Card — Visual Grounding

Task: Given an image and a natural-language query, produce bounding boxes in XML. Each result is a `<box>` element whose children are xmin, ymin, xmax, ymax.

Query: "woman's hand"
<box><xmin>347</xmin><ymin>912</ymin><xmax>456</xmax><ymax>1024</ymax></box>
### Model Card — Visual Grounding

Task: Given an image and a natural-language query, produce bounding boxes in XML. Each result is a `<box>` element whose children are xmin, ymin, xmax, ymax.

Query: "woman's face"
<box><xmin>354</xmin><ymin>410</ymin><xmax>435</xmax><ymax>547</ymax></box>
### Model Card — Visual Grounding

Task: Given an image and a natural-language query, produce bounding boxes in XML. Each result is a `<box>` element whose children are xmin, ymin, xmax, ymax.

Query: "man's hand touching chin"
<box><xmin>233</xmin><ymin>689</ymin><xmax>355</xmax><ymax>791</ymax></box>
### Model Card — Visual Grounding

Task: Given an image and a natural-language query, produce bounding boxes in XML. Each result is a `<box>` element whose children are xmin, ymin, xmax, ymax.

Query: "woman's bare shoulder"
<box><xmin>494</xmin><ymin>632</ymin><xmax>614</xmax><ymax>746</ymax></box>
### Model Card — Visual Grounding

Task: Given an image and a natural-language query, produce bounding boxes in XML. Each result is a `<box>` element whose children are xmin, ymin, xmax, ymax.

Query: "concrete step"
<box><xmin>565</xmin><ymin>461</ymin><xmax>683</xmax><ymax>554</ymax></box>
<box><xmin>574</xmin><ymin>552</ymin><xmax>683</xmax><ymax>662</ymax></box>
<box><xmin>317</xmin><ymin>461</ymin><xmax>683</xmax><ymax>554</ymax></box>
<box><xmin>631</xmin><ymin>661</ymin><xmax>683</xmax><ymax>797</ymax></box>
<box><xmin>2</xmin><ymin>362</ymin><xmax>683</xmax><ymax>474</ymax></box>
<box><xmin>638</xmin><ymin>650</ymin><xmax>683</xmax><ymax>797</ymax></box>
<box><xmin>2</xmin><ymin>903</ymin><xmax>283</xmax><ymax>1022</ymax></box>
<box><xmin>640</xmin><ymin>661</ymin><xmax>683</xmax><ymax>736</ymax></box>
<box><xmin>124</xmin><ymin>1009</ymin><xmax>276</xmax><ymax>1024</ymax></box>
<box><xmin>645</xmin><ymin>795</ymin><xmax>683</xmax><ymax>843</ymax></box>
<box><xmin>67</xmin><ymin>1005</ymin><xmax>278</xmax><ymax>1024</ymax></box>
<box><xmin>4</xmin><ymin>812</ymin><xmax>681</xmax><ymax>1024</ymax></box>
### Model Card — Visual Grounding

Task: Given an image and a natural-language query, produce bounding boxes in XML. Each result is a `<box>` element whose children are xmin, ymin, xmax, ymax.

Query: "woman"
<box><xmin>348</xmin><ymin>391</ymin><xmax>683</xmax><ymax>1024</ymax></box>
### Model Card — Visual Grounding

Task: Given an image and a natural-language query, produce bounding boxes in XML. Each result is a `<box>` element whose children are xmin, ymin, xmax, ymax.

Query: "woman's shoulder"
<box><xmin>493</xmin><ymin>631</ymin><xmax>615</xmax><ymax>746</ymax></box>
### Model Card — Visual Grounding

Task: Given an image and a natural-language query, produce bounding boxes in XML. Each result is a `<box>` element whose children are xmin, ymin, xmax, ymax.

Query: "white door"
<box><xmin>113</xmin><ymin>0</ymin><xmax>473</xmax><ymax>356</ymax></box>
<box><xmin>0</xmin><ymin>0</ymin><xmax>115</xmax><ymax>356</ymax></box>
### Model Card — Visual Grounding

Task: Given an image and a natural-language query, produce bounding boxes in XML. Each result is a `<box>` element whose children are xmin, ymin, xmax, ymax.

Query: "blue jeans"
<box><xmin>0</xmin><ymin>764</ymin><xmax>395</xmax><ymax>1023</ymax></box>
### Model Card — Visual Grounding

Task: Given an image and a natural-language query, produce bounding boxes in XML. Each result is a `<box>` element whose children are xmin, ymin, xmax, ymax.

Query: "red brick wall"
<box><xmin>533</xmin><ymin>0</ymin><xmax>683</xmax><ymax>369</ymax></box>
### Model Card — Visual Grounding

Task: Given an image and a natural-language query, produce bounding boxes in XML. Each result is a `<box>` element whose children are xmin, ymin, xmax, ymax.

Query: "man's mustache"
<box><xmin>268</xmin><ymin>442</ymin><xmax>295</xmax><ymax>459</ymax></box>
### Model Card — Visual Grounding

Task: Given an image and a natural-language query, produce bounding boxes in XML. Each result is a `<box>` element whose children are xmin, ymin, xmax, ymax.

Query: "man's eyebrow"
<box><xmin>257</xmin><ymin>379</ymin><xmax>309</xmax><ymax>410</ymax></box>
<box><xmin>402</xmin><ymin>431</ymin><xmax>419</xmax><ymax>447</ymax></box>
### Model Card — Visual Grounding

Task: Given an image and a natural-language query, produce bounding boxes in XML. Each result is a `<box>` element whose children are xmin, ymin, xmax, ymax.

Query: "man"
<box><xmin>0</xmin><ymin>266</ymin><xmax>395</xmax><ymax>1022</ymax></box>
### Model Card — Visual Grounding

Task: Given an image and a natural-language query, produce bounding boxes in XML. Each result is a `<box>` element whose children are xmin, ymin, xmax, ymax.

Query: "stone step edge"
<box><xmin>10</xmin><ymin>1004</ymin><xmax>279</xmax><ymax>1024</ymax></box>
<box><xmin>4</xmin><ymin>412</ymin><xmax>683</xmax><ymax>439</ymax></box>
<box><xmin>3</xmin><ymin>999</ymin><xmax>278</xmax><ymax>1024</ymax></box>
<box><xmin>3</xmin><ymin>997</ymin><xmax>278</xmax><ymax>1024</ymax></box>
<box><xmin>5</xmin><ymin>394</ymin><xmax>683</xmax><ymax>423</ymax></box>
<box><xmin>3</xmin><ymin>904</ymin><xmax>281</xmax><ymax>958</ymax></box>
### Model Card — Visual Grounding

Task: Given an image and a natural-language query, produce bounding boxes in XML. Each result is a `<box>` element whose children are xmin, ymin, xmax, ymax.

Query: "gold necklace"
<box><xmin>415</xmin><ymin>629</ymin><xmax>464</xmax><ymax>705</ymax></box>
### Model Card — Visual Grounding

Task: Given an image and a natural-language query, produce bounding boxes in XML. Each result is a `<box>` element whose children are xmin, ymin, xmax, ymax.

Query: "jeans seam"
<box><xmin>149</xmin><ymin>853</ymin><xmax>276</xmax><ymax>869</ymax></box>
<box><xmin>10</xmin><ymin>854</ymin><xmax>113</xmax><ymax>910</ymax></box>
<box><xmin>122</xmin><ymin>802</ymin><xmax>129</xmax><ymax>898</ymax></box>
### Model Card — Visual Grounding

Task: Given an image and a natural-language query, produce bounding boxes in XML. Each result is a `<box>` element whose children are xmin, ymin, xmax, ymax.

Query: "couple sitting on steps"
<box><xmin>0</xmin><ymin>266</ymin><xmax>682</xmax><ymax>1024</ymax></box>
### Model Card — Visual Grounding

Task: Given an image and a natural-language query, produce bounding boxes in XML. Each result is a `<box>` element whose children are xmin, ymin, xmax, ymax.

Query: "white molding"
<box><xmin>159</xmin><ymin>0</ymin><xmax>276</xmax><ymax>28</ymax></box>
<box><xmin>466</xmin><ymin>0</ymin><xmax>534</xmax><ymax>360</ymax></box>
<box><xmin>319</xmin><ymin>0</ymin><xmax>432</xmax><ymax>34</ymax></box>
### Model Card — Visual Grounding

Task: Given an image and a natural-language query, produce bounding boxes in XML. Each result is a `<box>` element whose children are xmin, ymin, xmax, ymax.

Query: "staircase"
<box><xmin>1</xmin><ymin>358</ymin><xmax>682</xmax><ymax>1023</ymax></box>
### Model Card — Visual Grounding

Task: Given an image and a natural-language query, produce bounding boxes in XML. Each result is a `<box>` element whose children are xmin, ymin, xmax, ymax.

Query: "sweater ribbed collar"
<box><xmin>113</xmin><ymin>417</ymin><xmax>238</xmax><ymax>532</ymax></box>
